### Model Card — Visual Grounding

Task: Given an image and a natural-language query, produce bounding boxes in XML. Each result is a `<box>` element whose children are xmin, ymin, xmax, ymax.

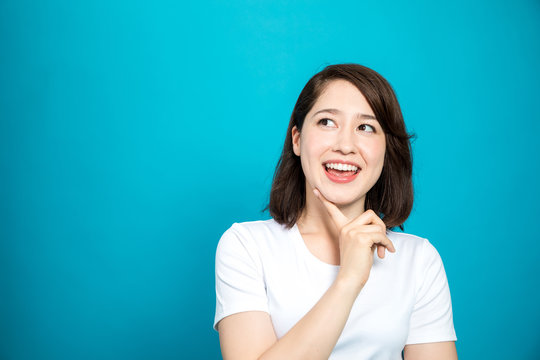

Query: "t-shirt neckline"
<box><xmin>290</xmin><ymin>222</ymin><xmax>340</xmax><ymax>270</ymax></box>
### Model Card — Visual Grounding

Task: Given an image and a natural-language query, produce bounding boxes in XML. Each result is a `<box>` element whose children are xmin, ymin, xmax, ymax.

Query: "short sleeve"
<box><xmin>406</xmin><ymin>239</ymin><xmax>457</xmax><ymax>344</ymax></box>
<box><xmin>213</xmin><ymin>224</ymin><xmax>269</xmax><ymax>330</ymax></box>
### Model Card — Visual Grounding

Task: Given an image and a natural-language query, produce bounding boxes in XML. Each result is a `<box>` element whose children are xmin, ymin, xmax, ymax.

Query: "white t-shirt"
<box><xmin>214</xmin><ymin>219</ymin><xmax>457</xmax><ymax>359</ymax></box>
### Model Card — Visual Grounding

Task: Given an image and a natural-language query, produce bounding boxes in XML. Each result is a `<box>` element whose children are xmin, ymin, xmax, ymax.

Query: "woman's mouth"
<box><xmin>323</xmin><ymin>162</ymin><xmax>360</xmax><ymax>183</ymax></box>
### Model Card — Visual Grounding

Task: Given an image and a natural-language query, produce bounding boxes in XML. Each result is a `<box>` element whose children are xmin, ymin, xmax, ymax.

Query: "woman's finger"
<box><xmin>313</xmin><ymin>189</ymin><xmax>349</xmax><ymax>228</ymax></box>
<box><xmin>348</xmin><ymin>209</ymin><xmax>387</xmax><ymax>233</ymax></box>
<box><xmin>372</xmin><ymin>233</ymin><xmax>396</xmax><ymax>253</ymax></box>
<box><xmin>377</xmin><ymin>245</ymin><xmax>386</xmax><ymax>259</ymax></box>
<box><xmin>355</xmin><ymin>225</ymin><xmax>386</xmax><ymax>234</ymax></box>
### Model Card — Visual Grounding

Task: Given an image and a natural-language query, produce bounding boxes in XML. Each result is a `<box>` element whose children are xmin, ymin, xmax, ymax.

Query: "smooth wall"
<box><xmin>1</xmin><ymin>0</ymin><xmax>539</xmax><ymax>359</ymax></box>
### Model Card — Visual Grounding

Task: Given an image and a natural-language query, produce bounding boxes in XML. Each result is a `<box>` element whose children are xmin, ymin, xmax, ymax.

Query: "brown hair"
<box><xmin>268</xmin><ymin>64</ymin><xmax>414</xmax><ymax>230</ymax></box>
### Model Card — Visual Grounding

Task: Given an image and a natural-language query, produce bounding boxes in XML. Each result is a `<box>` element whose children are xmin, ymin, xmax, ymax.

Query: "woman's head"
<box><xmin>268</xmin><ymin>64</ymin><xmax>413</xmax><ymax>229</ymax></box>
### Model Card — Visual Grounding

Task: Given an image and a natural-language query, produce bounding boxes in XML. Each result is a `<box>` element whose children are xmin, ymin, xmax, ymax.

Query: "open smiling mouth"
<box><xmin>323</xmin><ymin>162</ymin><xmax>360</xmax><ymax>183</ymax></box>
<box><xmin>324</xmin><ymin>162</ymin><xmax>360</xmax><ymax>175</ymax></box>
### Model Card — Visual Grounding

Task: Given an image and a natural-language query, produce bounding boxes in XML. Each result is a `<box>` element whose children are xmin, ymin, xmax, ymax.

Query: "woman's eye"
<box><xmin>318</xmin><ymin>118</ymin><xmax>336</xmax><ymax>127</ymax></box>
<box><xmin>358</xmin><ymin>124</ymin><xmax>375</xmax><ymax>133</ymax></box>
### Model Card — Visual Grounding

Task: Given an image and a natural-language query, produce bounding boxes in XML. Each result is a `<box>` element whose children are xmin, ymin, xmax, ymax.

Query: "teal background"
<box><xmin>1</xmin><ymin>0</ymin><xmax>539</xmax><ymax>359</ymax></box>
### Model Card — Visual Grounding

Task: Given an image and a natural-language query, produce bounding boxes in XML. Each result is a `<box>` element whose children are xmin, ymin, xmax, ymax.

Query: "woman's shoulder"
<box><xmin>218</xmin><ymin>218</ymin><xmax>292</xmax><ymax>250</ymax></box>
<box><xmin>224</xmin><ymin>218</ymin><xmax>286</xmax><ymax>237</ymax></box>
<box><xmin>386</xmin><ymin>229</ymin><xmax>426</xmax><ymax>246</ymax></box>
<box><xmin>386</xmin><ymin>230</ymin><xmax>445</xmax><ymax>264</ymax></box>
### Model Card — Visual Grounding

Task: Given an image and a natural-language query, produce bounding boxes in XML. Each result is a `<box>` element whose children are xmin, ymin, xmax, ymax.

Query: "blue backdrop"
<box><xmin>1</xmin><ymin>0</ymin><xmax>539</xmax><ymax>359</ymax></box>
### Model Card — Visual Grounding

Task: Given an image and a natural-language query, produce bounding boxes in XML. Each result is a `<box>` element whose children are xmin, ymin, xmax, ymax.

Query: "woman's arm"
<box><xmin>218</xmin><ymin>276</ymin><xmax>361</xmax><ymax>360</ymax></box>
<box><xmin>404</xmin><ymin>342</ymin><xmax>457</xmax><ymax>360</ymax></box>
<box><xmin>218</xmin><ymin>312</ymin><xmax>276</xmax><ymax>360</ymax></box>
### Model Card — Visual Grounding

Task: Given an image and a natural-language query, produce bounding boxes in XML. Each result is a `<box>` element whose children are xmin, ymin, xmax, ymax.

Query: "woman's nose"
<box><xmin>332</xmin><ymin>129</ymin><xmax>356</xmax><ymax>154</ymax></box>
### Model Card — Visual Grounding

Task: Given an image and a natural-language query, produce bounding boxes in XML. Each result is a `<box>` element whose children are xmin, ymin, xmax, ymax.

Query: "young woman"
<box><xmin>214</xmin><ymin>64</ymin><xmax>457</xmax><ymax>359</ymax></box>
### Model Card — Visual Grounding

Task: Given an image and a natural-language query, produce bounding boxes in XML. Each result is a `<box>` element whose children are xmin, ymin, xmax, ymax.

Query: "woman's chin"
<box><xmin>320</xmin><ymin>192</ymin><xmax>362</xmax><ymax>207</ymax></box>
<box><xmin>308</xmin><ymin>182</ymin><xmax>364</xmax><ymax>207</ymax></box>
<box><xmin>331</xmin><ymin>199</ymin><xmax>358</xmax><ymax>208</ymax></box>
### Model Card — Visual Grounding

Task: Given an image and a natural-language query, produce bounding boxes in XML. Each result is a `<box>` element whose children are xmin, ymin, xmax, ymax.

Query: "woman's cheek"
<box><xmin>364</xmin><ymin>140</ymin><xmax>385</xmax><ymax>164</ymax></box>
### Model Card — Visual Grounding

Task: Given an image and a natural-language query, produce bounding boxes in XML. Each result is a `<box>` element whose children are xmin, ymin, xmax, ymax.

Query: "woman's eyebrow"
<box><xmin>312</xmin><ymin>108</ymin><xmax>377</xmax><ymax>120</ymax></box>
<box><xmin>355</xmin><ymin>113</ymin><xmax>377</xmax><ymax>121</ymax></box>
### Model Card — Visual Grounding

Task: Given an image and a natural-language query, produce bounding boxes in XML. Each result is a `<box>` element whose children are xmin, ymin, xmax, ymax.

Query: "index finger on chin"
<box><xmin>313</xmin><ymin>189</ymin><xmax>349</xmax><ymax>228</ymax></box>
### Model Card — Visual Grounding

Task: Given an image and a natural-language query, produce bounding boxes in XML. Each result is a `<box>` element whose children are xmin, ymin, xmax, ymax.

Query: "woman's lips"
<box><xmin>323</xmin><ymin>165</ymin><xmax>359</xmax><ymax>183</ymax></box>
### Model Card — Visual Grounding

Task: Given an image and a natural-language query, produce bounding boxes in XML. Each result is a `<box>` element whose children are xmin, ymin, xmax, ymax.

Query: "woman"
<box><xmin>214</xmin><ymin>64</ymin><xmax>457</xmax><ymax>359</ymax></box>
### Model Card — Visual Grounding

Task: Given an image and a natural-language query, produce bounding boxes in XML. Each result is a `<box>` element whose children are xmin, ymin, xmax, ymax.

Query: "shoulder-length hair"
<box><xmin>268</xmin><ymin>64</ymin><xmax>414</xmax><ymax>230</ymax></box>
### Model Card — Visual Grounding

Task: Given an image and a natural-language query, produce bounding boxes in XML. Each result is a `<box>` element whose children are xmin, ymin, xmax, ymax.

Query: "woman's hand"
<box><xmin>314</xmin><ymin>189</ymin><xmax>396</xmax><ymax>294</ymax></box>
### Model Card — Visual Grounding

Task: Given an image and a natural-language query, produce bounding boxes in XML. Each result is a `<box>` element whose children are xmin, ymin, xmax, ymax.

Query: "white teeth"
<box><xmin>325</xmin><ymin>163</ymin><xmax>358</xmax><ymax>171</ymax></box>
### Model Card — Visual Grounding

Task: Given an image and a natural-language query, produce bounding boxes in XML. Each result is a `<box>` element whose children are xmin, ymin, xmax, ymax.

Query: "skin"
<box><xmin>218</xmin><ymin>80</ymin><xmax>457</xmax><ymax>360</ymax></box>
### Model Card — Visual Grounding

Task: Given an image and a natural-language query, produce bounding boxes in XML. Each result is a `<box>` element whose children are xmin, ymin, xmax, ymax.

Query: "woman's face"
<box><xmin>292</xmin><ymin>79</ymin><xmax>386</xmax><ymax>207</ymax></box>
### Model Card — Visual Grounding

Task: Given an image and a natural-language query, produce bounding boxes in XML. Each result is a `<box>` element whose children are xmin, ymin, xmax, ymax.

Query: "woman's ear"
<box><xmin>292</xmin><ymin>126</ymin><xmax>301</xmax><ymax>156</ymax></box>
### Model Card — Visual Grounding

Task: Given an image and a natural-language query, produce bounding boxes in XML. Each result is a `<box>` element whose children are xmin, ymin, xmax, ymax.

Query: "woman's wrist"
<box><xmin>334</xmin><ymin>273</ymin><xmax>365</xmax><ymax>299</ymax></box>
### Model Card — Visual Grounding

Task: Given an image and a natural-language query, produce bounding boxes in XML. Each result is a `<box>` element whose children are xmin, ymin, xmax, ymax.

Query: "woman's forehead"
<box><xmin>309</xmin><ymin>80</ymin><xmax>375</xmax><ymax>117</ymax></box>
